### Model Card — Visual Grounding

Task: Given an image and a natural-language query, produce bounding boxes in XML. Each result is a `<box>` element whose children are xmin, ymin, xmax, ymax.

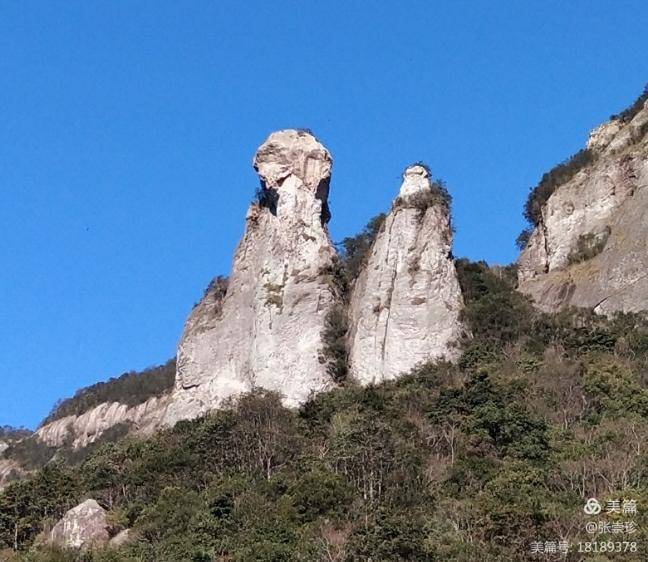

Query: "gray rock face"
<box><xmin>49</xmin><ymin>499</ymin><xmax>110</xmax><ymax>550</ymax></box>
<box><xmin>519</xmin><ymin>101</ymin><xmax>648</xmax><ymax>314</ymax></box>
<box><xmin>108</xmin><ymin>528</ymin><xmax>132</xmax><ymax>548</ymax></box>
<box><xmin>35</xmin><ymin>394</ymin><xmax>171</xmax><ymax>449</ymax></box>
<box><xmin>163</xmin><ymin>130</ymin><xmax>340</xmax><ymax>424</ymax></box>
<box><xmin>0</xmin><ymin>459</ymin><xmax>21</xmax><ymax>490</ymax></box>
<box><xmin>347</xmin><ymin>166</ymin><xmax>464</xmax><ymax>384</ymax></box>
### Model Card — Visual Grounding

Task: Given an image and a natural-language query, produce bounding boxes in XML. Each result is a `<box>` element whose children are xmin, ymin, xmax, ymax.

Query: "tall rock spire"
<box><xmin>163</xmin><ymin>130</ymin><xmax>339</xmax><ymax>425</ymax></box>
<box><xmin>347</xmin><ymin>165</ymin><xmax>464</xmax><ymax>384</ymax></box>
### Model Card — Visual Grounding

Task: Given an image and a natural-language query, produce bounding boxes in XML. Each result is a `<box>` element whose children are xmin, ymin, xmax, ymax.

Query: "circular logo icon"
<box><xmin>584</xmin><ymin>498</ymin><xmax>602</xmax><ymax>515</ymax></box>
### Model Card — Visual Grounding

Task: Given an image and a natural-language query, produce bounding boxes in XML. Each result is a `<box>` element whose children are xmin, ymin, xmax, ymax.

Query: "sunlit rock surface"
<box><xmin>519</xmin><ymin>100</ymin><xmax>648</xmax><ymax>314</ymax></box>
<box><xmin>347</xmin><ymin>165</ymin><xmax>464</xmax><ymax>384</ymax></box>
<box><xmin>164</xmin><ymin>130</ymin><xmax>340</xmax><ymax>424</ymax></box>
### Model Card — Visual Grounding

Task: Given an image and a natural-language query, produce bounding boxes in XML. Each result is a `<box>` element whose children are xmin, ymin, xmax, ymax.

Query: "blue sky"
<box><xmin>1</xmin><ymin>1</ymin><xmax>647</xmax><ymax>429</ymax></box>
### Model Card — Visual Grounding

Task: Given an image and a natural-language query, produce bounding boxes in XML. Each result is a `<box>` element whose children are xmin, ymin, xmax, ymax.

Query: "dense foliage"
<box><xmin>3</xmin><ymin>260</ymin><xmax>648</xmax><ymax>561</ymax></box>
<box><xmin>319</xmin><ymin>213</ymin><xmax>387</xmax><ymax>384</ymax></box>
<box><xmin>523</xmin><ymin>148</ymin><xmax>596</xmax><ymax>228</ymax></box>
<box><xmin>41</xmin><ymin>360</ymin><xmax>176</xmax><ymax>426</ymax></box>
<box><xmin>336</xmin><ymin>213</ymin><xmax>386</xmax><ymax>287</ymax></box>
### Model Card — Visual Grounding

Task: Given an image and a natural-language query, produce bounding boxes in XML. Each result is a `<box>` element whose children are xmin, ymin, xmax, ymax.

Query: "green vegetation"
<box><xmin>3</xmin><ymin>260</ymin><xmax>648</xmax><ymax>560</ymax></box>
<box><xmin>41</xmin><ymin>360</ymin><xmax>175</xmax><ymax>427</ymax></box>
<box><xmin>523</xmin><ymin>148</ymin><xmax>596</xmax><ymax>228</ymax></box>
<box><xmin>263</xmin><ymin>282</ymin><xmax>284</xmax><ymax>308</ymax></box>
<box><xmin>393</xmin><ymin>165</ymin><xmax>452</xmax><ymax>216</ymax></box>
<box><xmin>610</xmin><ymin>84</ymin><xmax>648</xmax><ymax>123</ymax></box>
<box><xmin>0</xmin><ymin>428</ymin><xmax>31</xmax><ymax>443</ymax></box>
<box><xmin>320</xmin><ymin>304</ymin><xmax>349</xmax><ymax>384</ymax></box>
<box><xmin>567</xmin><ymin>229</ymin><xmax>611</xmax><ymax>265</ymax></box>
<box><xmin>319</xmin><ymin>213</ymin><xmax>388</xmax><ymax>384</ymax></box>
<box><xmin>518</xmin><ymin>84</ymin><xmax>648</xmax><ymax>248</ymax></box>
<box><xmin>336</xmin><ymin>213</ymin><xmax>386</xmax><ymax>286</ymax></box>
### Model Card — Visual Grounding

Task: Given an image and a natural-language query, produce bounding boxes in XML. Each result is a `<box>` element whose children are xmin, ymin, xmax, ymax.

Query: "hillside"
<box><xmin>2</xmin><ymin>89</ymin><xmax>648</xmax><ymax>561</ymax></box>
<box><xmin>0</xmin><ymin>362</ymin><xmax>175</xmax><ymax>489</ymax></box>
<box><xmin>1</xmin><ymin>261</ymin><xmax>648</xmax><ymax>561</ymax></box>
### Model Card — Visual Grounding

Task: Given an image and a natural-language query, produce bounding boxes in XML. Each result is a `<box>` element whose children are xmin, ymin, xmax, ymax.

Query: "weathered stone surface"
<box><xmin>163</xmin><ymin>130</ymin><xmax>340</xmax><ymax>424</ymax></box>
<box><xmin>49</xmin><ymin>499</ymin><xmax>110</xmax><ymax>550</ymax></box>
<box><xmin>519</xmin><ymin>100</ymin><xmax>648</xmax><ymax>314</ymax></box>
<box><xmin>108</xmin><ymin>528</ymin><xmax>132</xmax><ymax>548</ymax></box>
<box><xmin>0</xmin><ymin>459</ymin><xmax>21</xmax><ymax>490</ymax></box>
<box><xmin>35</xmin><ymin>394</ymin><xmax>171</xmax><ymax>449</ymax></box>
<box><xmin>347</xmin><ymin>165</ymin><xmax>464</xmax><ymax>384</ymax></box>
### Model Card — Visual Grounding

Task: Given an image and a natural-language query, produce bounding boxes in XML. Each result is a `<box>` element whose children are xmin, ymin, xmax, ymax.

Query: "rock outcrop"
<box><xmin>347</xmin><ymin>165</ymin><xmax>464</xmax><ymax>383</ymax></box>
<box><xmin>108</xmin><ymin>529</ymin><xmax>133</xmax><ymax>548</ymax></box>
<box><xmin>48</xmin><ymin>499</ymin><xmax>110</xmax><ymax>550</ymax></box>
<box><xmin>0</xmin><ymin>459</ymin><xmax>21</xmax><ymax>490</ymax></box>
<box><xmin>163</xmin><ymin>130</ymin><xmax>340</xmax><ymax>424</ymax></box>
<box><xmin>35</xmin><ymin>394</ymin><xmax>171</xmax><ymax>449</ymax></box>
<box><xmin>519</xmin><ymin>99</ymin><xmax>648</xmax><ymax>314</ymax></box>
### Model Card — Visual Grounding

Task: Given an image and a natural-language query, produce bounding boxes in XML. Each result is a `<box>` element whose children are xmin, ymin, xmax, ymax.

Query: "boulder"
<box><xmin>49</xmin><ymin>499</ymin><xmax>110</xmax><ymax>550</ymax></box>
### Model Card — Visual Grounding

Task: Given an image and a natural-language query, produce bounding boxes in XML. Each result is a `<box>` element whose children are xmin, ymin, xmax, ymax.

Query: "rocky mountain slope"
<box><xmin>0</xmin><ymin>130</ymin><xmax>469</xmax><ymax>489</ymax></box>
<box><xmin>4</xmin><ymin>91</ymin><xmax>648</xmax><ymax>560</ymax></box>
<box><xmin>5</xmin><ymin>91</ymin><xmax>648</xmax><ymax>492</ymax></box>
<box><xmin>0</xmin><ymin>363</ymin><xmax>174</xmax><ymax>490</ymax></box>
<box><xmin>518</xmin><ymin>94</ymin><xmax>648</xmax><ymax>314</ymax></box>
<box><xmin>163</xmin><ymin>130</ymin><xmax>342</xmax><ymax>425</ymax></box>
<box><xmin>34</xmin><ymin>395</ymin><xmax>170</xmax><ymax>449</ymax></box>
<box><xmin>347</xmin><ymin>165</ymin><xmax>464</xmax><ymax>383</ymax></box>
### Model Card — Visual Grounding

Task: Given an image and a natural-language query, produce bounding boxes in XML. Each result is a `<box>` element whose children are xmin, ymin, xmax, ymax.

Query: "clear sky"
<box><xmin>1</xmin><ymin>1</ymin><xmax>647</xmax><ymax>429</ymax></box>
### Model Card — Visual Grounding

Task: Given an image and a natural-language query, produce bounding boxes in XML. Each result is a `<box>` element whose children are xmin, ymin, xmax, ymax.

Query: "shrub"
<box><xmin>337</xmin><ymin>213</ymin><xmax>386</xmax><ymax>285</ymax></box>
<box><xmin>567</xmin><ymin>228</ymin><xmax>610</xmax><ymax>265</ymax></box>
<box><xmin>515</xmin><ymin>228</ymin><xmax>532</xmax><ymax>250</ymax></box>
<box><xmin>455</xmin><ymin>259</ymin><xmax>533</xmax><ymax>347</ymax></box>
<box><xmin>320</xmin><ymin>305</ymin><xmax>349</xmax><ymax>384</ymax></box>
<box><xmin>523</xmin><ymin>148</ymin><xmax>596</xmax><ymax>228</ymax></box>
<box><xmin>2</xmin><ymin>437</ymin><xmax>58</xmax><ymax>470</ymax></box>
<box><xmin>393</xmin><ymin>176</ymin><xmax>452</xmax><ymax>215</ymax></box>
<box><xmin>610</xmin><ymin>83</ymin><xmax>648</xmax><ymax>123</ymax></box>
<box><xmin>41</xmin><ymin>360</ymin><xmax>176</xmax><ymax>426</ymax></box>
<box><xmin>0</xmin><ymin>427</ymin><xmax>31</xmax><ymax>443</ymax></box>
<box><xmin>522</xmin><ymin>85</ymin><xmax>648</xmax><ymax>230</ymax></box>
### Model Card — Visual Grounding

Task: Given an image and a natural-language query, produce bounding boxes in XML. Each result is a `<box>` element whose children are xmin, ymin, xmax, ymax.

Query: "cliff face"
<box><xmin>0</xmin><ymin>431</ymin><xmax>31</xmax><ymax>489</ymax></box>
<box><xmin>0</xmin><ymin>459</ymin><xmax>20</xmax><ymax>490</ymax></box>
<box><xmin>163</xmin><ymin>130</ymin><xmax>340</xmax><ymax>425</ymax></box>
<box><xmin>34</xmin><ymin>394</ymin><xmax>170</xmax><ymax>449</ymax></box>
<box><xmin>0</xmin><ymin>396</ymin><xmax>170</xmax><ymax>489</ymax></box>
<box><xmin>347</xmin><ymin>166</ymin><xmax>464</xmax><ymax>384</ymax></box>
<box><xmin>518</xmin><ymin>100</ymin><xmax>648</xmax><ymax>314</ymax></box>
